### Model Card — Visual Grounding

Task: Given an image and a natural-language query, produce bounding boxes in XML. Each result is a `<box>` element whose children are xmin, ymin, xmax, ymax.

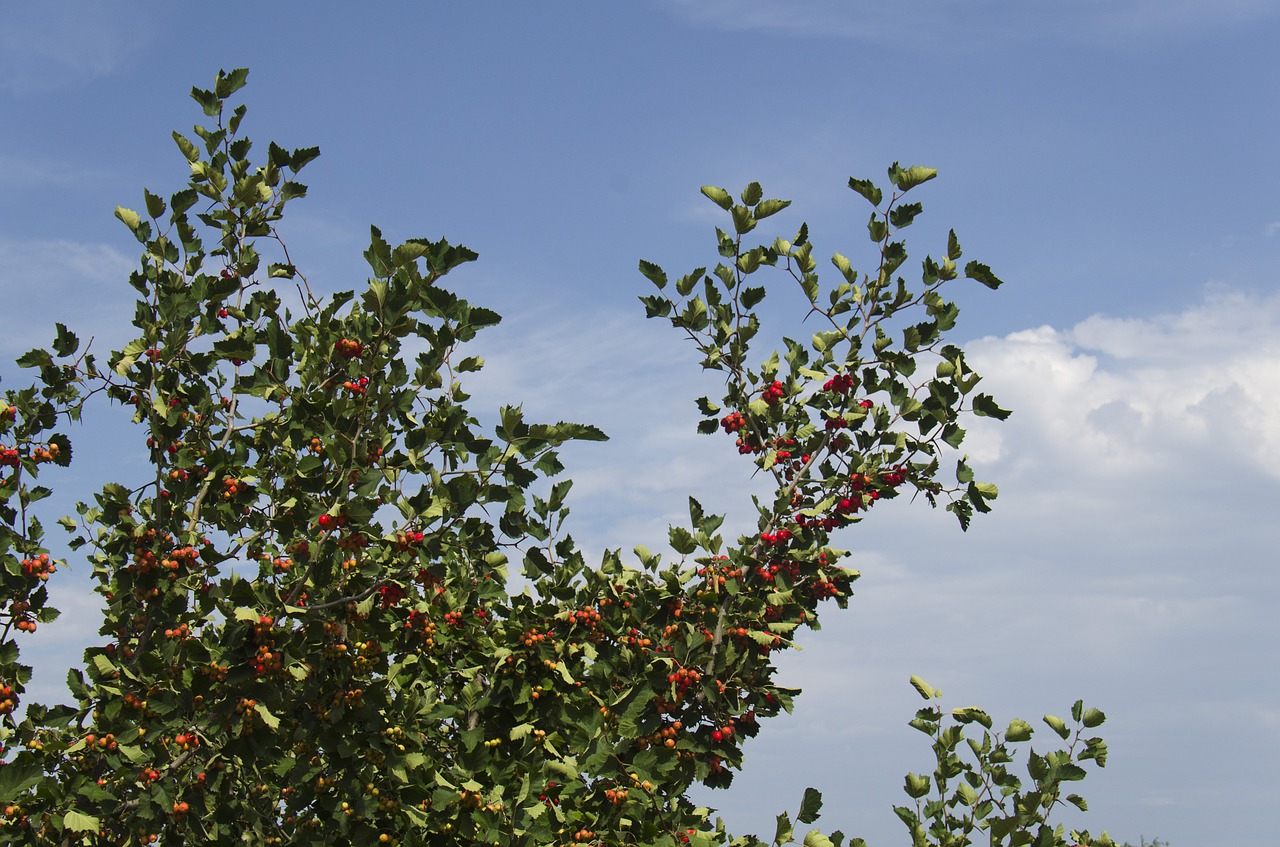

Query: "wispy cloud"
<box><xmin>656</xmin><ymin>0</ymin><xmax>1277</xmax><ymax>45</ymax></box>
<box><xmin>0</xmin><ymin>237</ymin><xmax>137</xmax><ymax>357</ymax></box>
<box><xmin>0</xmin><ymin>153</ymin><xmax>109</xmax><ymax>188</ymax></box>
<box><xmin>0</xmin><ymin>3</ymin><xmax>156</xmax><ymax>94</ymax></box>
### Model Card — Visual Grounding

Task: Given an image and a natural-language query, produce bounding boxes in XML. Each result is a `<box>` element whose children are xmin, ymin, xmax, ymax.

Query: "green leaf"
<box><xmin>831</xmin><ymin>253</ymin><xmax>856</xmax><ymax>284</ymax></box>
<box><xmin>0</xmin><ymin>759</ymin><xmax>42</xmax><ymax>797</ymax></box>
<box><xmin>63</xmin><ymin>811</ymin><xmax>100</xmax><ymax>833</ymax></box>
<box><xmin>290</xmin><ymin>146</ymin><xmax>321</xmax><ymax>170</ymax></box>
<box><xmin>848</xmin><ymin>177</ymin><xmax>883</xmax><ymax>207</ymax></box>
<box><xmin>638</xmin><ymin>260</ymin><xmax>668</xmax><ymax>290</ymax></box>
<box><xmin>755</xmin><ymin>198</ymin><xmax>790</xmax><ymax>219</ymax></box>
<box><xmin>888</xmin><ymin>163</ymin><xmax>938</xmax><ymax>191</ymax></box>
<box><xmin>803</xmin><ymin>829</ymin><xmax>835</xmax><ymax>847</ymax></box>
<box><xmin>1059</xmin><ymin>763</ymin><xmax>1088</xmax><ymax>781</ymax></box>
<box><xmin>1081</xmin><ymin>707</ymin><xmax>1106</xmax><ymax>728</ymax></box>
<box><xmin>52</xmin><ymin>323</ymin><xmax>79</xmax><ymax>357</ymax></box>
<box><xmin>867</xmin><ymin>213</ymin><xmax>887</xmax><ymax>243</ymax></box>
<box><xmin>701</xmin><ymin>185</ymin><xmax>733</xmax><ymax>210</ymax></box>
<box><xmin>971</xmin><ymin>393</ymin><xmax>1011</xmax><ymax>420</ymax></box>
<box><xmin>16</xmin><ymin>348</ymin><xmax>54</xmax><ymax>369</ymax></box>
<box><xmin>951</xmin><ymin>706</ymin><xmax>993</xmax><ymax>729</ymax></box>
<box><xmin>741</xmin><ymin>182</ymin><xmax>763</xmax><ymax>206</ymax></box>
<box><xmin>172</xmin><ymin>132</ymin><xmax>199</xmax><ymax>163</ymax></box>
<box><xmin>1004</xmin><ymin>719</ymin><xmax>1033</xmax><ymax>742</ymax></box>
<box><xmin>773</xmin><ymin>812</ymin><xmax>793</xmax><ymax>846</ymax></box>
<box><xmin>888</xmin><ymin>202</ymin><xmax>923</xmax><ymax>229</ymax></box>
<box><xmin>214</xmin><ymin>67</ymin><xmax>250</xmax><ymax>99</ymax></box>
<box><xmin>947</xmin><ymin>229</ymin><xmax>962</xmax><ymax>261</ymax></box>
<box><xmin>114</xmin><ymin>205</ymin><xmax>141</xmax><ymax>232</ymax></box>
<box><xmin>903</xmin><ymin>772</ymin><xmax>931</xmax><ymax>799</ymax></box>
<box><xmin>669</xmin><ymin>526</ymin><xmax>697</xmax><ymax>555</ymax></box>
<box><xmin>143</xmin><ymin>190</ymin><xmax>166</xmax><ymax>219</ymax></box>
<box><xmin>797</xmin><ymin>787</ymin><xmax>823</xmax><ymax>824</ymax></box>
<box><xmin>254</xmin><ymin>702</ymin><xmax>281</xmax><ymax>729</ymax></box>
<box><xmin>909</xmin><ymin>675</ymin><xmax>935</xmax><ymax>700</ymax></box>
<box><xmin>964</xmin><ymin>261</ymin><xmax>1004</xmax><ymax>289</ymax></box>
<box><xmin>1043</xmin><ymin>714</ymin><xmax>1070</xmax><ymax>740</ymax></box>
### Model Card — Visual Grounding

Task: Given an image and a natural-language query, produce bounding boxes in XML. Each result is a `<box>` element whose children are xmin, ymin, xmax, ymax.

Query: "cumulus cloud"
<box><xmin>967</xmin><ymin>285</ymin><xmax>1280</xmax><ymax>481</ymax></box>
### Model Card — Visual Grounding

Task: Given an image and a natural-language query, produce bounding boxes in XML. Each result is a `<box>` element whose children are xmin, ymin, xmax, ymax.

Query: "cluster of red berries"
<box><xmin>342</xmin><ymin>376</ymin><xmax>370</xmax><ymax>395</ymax></box>
<box><xmin>823</xmin><ymin>372</ymin><xmax>855</xmax><ymax>393</ymax></box>
<box><xmin>393</xmin><ymin>530</ymin><xmax>425</xmax><ymax>551</ymax></box>
<box><xmin>759</xmin><ymin>528</ymin><xmax>793</xmax><ymax>547</ymax></box>
<box><xmin>317</xmin><ymin>513</ymin><xmax>348</xmax><ymax>531</ymax></box>
<box><xmin>761</xmin><ymin>380</ymin><xmax>785</xmax><ymax>405</ymax></box>
<box><xmin>881</xmin><ymin>467</ymin><xmax>907</xmax><ymax>487</ymax></box>
<box><xmin>0</xmin><ymin>686</ymin><xmax>16</xmax><ymax>715</ymax></box>
<box><xmin>335</xmin><ymin>338</ymin><xmax>365</xmax><ymax>359</ymax></box>
<box><xmin>567</xmin><ymin>606</ymin><xmax>602</xmax><ymax>628</ymax></box>
<box><xmin>29</xmin><ymin>443</ymin><xmax>60</xmax><ymax>464</ymax></box>
<box><xmin>538</xmin><ymin>781</ymin><xmax>561</xmax><ymax>806</ymax></box>
<box><xmin>720</xmin><ymin>411</ymin><xmax>746</xmax><ymax>433</ymax></box>
<box><xmin>250</xmin><ymin>616</ymin><xmax>282</xmax><ymax>676</ymax></box>
<box><xmin>809</xmin><ymin>580</ymin><xmax>839</xmax><ymax>600</ymax></box>
<box><xmin>0</xmin><ymin>448</ymin><xmax>18</xmax><ymax>468</ymax></box>
<box><xmin>708</xmin><ymin>722</ymin><xmax>736</xmax><ymax>743</ymax></box>
<box><xmin>82</xmin><ymin>732</ymin><xmax>117</xmax><ymax>751</ymax></box>
<box><xmin>19</xmin><ymin>553</ymin><xmax>54</xmax><ymax>581</ymax></box>
<box><xmin>172</xmin><ymin>732</ymin><xmax>199</xmax><ymax>751</ymax></box>
<box><xmin>795</xmin><ymin>513</ymin><xmax>841</xmax><ymax>531</ymax></box>
<box><xmin>9</xmin><ymin>602</ymin><xmax>35</xmax><ymax>633</ymax></box>
<box><xmin>378</xmin><ymin>583</ymin><xmax>406</xmax><ymax>608</ymax></box>
<box><xmin>667</xmin><ymin>666</ymin><xmax>702</xmax><ymax>697</ymax></box>
<box><xmin>404</xmin><ymin>612</ymin><xmax>438</xmax><ymax>648</ymax></box>
<box><xmin>755</xmin><ymin>559</ymin><xmax>801</xmax><ymax>583</ymax></box>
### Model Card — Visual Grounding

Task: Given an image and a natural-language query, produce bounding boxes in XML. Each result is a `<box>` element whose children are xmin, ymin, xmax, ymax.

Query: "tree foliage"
<box><xmin>0</xmin><ymin>69</ymin><xmax>1113</xmax><ymax>847</ymax></box>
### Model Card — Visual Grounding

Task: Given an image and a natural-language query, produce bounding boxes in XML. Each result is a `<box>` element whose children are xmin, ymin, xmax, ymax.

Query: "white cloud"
<box><xmin>967</xmin><ymin>285</ymin><xmax>1280</xmax><ymax>481</ymax></box>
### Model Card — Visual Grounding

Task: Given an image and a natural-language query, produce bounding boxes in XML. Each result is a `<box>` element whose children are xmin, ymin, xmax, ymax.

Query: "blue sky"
<box><xmin>2</xmin><ymin>3</ymin><xmax>1278</xmax><ymax>846</ymax></box>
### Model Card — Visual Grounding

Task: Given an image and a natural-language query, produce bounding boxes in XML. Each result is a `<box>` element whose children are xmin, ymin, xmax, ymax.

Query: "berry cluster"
<box><xmin>335</xmin><ymin>338</ymin><xmax>365</xmax><ymax>359</ymax></box>
<box><xmin>823</xmin><ymin>372</ymin><xmax>855</xmax><ymax>393</ymax></box>
<box><xmin>19</xmin><ymin>553</ymin><xmax>54</xmax><ymax>581</ymax></box>
<box><xmin>761</xmin><ymin>380</ymin><xmax>785</xmax><ymax>405</ymax></box>
<box><xmin>720</xmin><ymin>411</ymin><xmax>746</xmax><ymax>433</ymax></box>
<box><xmin>8</xmin><ymin>602</ymin><xmax>35</xmax><ymax>633</ymax></box>
<box><xmin>759</xmin><ymin>528</ymin><xmax>793</xmax><ymax>548</ymax></box>
<box><xmin>341</xmin><ymin>376</ymin><xmax>370</xmax><ymax>395</ymax></box>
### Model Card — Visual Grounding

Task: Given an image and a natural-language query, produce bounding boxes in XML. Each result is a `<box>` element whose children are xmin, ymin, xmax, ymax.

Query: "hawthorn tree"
<box><xmin>0</xmin><ymin>70</ymin><xmax>1115</xmax><ymax>847</ymax></box>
